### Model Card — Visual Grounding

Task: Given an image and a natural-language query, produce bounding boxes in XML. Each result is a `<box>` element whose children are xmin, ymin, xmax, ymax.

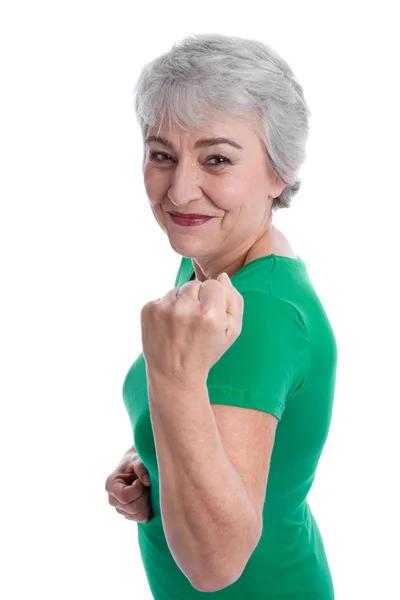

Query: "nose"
<box><xmin>167</xmin><ymin>159</ymin><xmax>203</xmax><ymax>208</ymax></box>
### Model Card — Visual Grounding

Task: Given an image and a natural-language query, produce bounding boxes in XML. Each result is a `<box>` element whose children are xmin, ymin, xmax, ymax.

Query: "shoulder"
<box><xmin>239</xmin><ymin>291</ymin><xmax>308</xmax><ymax>338</ymax></box>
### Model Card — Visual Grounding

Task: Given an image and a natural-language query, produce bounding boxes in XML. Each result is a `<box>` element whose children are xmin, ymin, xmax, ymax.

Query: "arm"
<box><xmin>147</xmin><ymin>372</ymin><xmax>260</xmax><ymax>593</ymax></box>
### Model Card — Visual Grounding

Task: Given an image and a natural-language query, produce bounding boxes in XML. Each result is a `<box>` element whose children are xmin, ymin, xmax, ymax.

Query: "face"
<box><xmin>143</xmin><ymin>114</ymin><xmax>286</xmax><ymax>280</ymax></box>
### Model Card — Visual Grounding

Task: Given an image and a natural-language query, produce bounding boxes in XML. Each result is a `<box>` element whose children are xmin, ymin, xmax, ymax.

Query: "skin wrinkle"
<box><xmin>143</xmin><ymin>112</ymin><xmax>297</xmax><ymax>283</ymax></box>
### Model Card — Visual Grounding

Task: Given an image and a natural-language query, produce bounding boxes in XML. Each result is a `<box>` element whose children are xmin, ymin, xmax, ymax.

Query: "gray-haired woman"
<box><xmin>105</xmin><ymin>33</ymin><xmax>337</xmax><ymax>599</ymax></box>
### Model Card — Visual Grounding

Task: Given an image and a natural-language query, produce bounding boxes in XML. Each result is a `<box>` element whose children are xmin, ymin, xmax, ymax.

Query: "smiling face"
<box><xmin>142</xmin><ymin>114</ymin><xmax>287</xmax><ymax>281</ymax></box>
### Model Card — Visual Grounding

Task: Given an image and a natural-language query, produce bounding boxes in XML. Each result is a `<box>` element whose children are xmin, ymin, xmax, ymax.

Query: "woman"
<box><xmin>105</xmin><ymin>33</ymin><xmax>337</xmax><ymax>599</ymax></box>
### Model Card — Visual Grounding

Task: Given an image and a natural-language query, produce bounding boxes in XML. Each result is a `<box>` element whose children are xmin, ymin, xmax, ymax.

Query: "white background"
<box><xmin>1</xmin><ymin>1</ymin><xmax>399</xmax><ymax>598</ymax></box>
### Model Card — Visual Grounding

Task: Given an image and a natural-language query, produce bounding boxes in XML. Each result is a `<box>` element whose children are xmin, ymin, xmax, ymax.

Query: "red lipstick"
<box><xmin>169</xmin><ymin>213</ymin><xmax>214</xmax><ymax>227</ymax></box>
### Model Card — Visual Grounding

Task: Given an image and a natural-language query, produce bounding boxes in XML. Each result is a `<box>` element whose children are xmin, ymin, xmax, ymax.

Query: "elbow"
<box><xmin>187</xmin><ymin>559</ymin><xmax>237</xmax><ymax>593</ymax></box>
<box><xmin>191</xmin><ymin>564</ymin><xmax>248</xmax><ymax>593</ymax></box>
<box><xmin>190</xmin><ymin>574</ymin><xmax>237</xmax><ymax>594</ymax></box>
<box><xmin>190</xmin><ymin>521</ymin><xmax>262</xmax><ymax>593</ymax></box>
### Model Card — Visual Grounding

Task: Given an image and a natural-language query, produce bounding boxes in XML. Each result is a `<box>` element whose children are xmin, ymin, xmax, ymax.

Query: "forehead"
<box><xmin>146</xmin><ymin>114</ymin><xmax>261</xmax><ymax>148</ymax></box>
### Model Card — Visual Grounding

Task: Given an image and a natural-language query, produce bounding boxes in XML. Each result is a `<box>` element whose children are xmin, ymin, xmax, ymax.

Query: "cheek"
<box><xmin>227</xmin><ymin>167</ymin><xmax>266</xmax><ymax>199</ymax></box>
<box><xmin>143</xmin><ymin>168</ymin><xmax>168</xmax><ymax>203</ymax></box>
<box><xmin>205</xmin><ymin>174</ymin><xmax>249</xmax><ymax>211</ymax></box>
<box><xmin>204</xmin><ymin>175</ymin><xmax>237</xmax><ymax>200</ymax></box>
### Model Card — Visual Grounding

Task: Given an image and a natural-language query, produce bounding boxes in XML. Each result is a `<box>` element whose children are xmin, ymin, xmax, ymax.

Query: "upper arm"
<box><xmin>211</xmin><ymin>403</ymin><xmax>278</xmax><ymax>536</ymax></box>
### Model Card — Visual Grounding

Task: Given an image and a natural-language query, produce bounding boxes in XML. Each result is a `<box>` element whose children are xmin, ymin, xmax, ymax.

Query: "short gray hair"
<box><xmin>133</xmin><ymin>33</ymin><xmax>312</xmax><ymax>211</ymax></box>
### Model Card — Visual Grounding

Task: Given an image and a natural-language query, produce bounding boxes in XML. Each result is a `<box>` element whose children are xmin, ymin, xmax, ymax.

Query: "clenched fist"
<box><xmin>140</xmin><ymin>271</ymin><xmax>244</xmax><ymax>385</ymax></box>
<box><xmin>105</xmin><ymin>447</ymin><xmax>153</xmax><ymax>523</ymax></box>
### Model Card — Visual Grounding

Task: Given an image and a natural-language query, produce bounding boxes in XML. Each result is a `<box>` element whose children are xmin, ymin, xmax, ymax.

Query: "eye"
<box><xmin>206</xmin><ymin>155</ymin><xmax>232</xmax><ymax>166</ymax></box>
<box><xmin>148</xmin><ymin>151</ymin><xmax>174</xmax><ymax>163</ymax></box>
<box><xmin>148</xmin><ymin>151</ymin><xmax>232</xmax><ymax>167</ymax></box>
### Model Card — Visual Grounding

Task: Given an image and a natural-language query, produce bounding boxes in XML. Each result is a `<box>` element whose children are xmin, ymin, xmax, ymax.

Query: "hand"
<box><xmin>140</xmin><ymin>272</ymin><xmax>244</xmax><ymax>386</ymax></box>
<box><xmin>105</xmin><ymin>451</ymin><xmax>153</xmax><ymax>523</ymax></box>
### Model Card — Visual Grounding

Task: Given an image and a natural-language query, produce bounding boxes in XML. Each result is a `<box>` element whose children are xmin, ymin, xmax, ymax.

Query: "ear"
<box><xmin>269</xmin><ymin>172</ymin><xmax>287</xmax><ymax>199</ymax></box>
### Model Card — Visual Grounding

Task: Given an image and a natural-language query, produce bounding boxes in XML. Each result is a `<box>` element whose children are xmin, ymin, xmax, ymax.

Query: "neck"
<box><xmin>192</xmin><ymin>221</ymin><xmax>276</xmax><ymax>282</ymax></box>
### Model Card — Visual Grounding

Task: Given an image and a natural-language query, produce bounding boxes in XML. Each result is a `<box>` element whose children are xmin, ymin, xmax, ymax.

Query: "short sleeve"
<box><xmin>206</xmin><ymin>291</ymin><xmax>310</xmax><ymax>421</ymax></box>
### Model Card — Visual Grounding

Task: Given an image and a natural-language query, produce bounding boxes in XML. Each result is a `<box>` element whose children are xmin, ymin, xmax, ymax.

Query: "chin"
<box><xmin>167</xmin><ymin>236</ymin><xmax>205</xmax><ymax>256</ymax></box>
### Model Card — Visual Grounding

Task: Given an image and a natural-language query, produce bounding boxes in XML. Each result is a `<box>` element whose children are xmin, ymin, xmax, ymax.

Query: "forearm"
<box><xmin>147</xmin><ymin>372</ymin><xmax>259</xmax><ymax>591</ymax></box>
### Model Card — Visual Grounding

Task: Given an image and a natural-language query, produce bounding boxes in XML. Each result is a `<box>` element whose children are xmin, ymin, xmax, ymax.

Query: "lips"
<box><xmin>169</xmin><ymin>212</ymin><xmax>212</xmax><ymax>218</ymax></box>
<box><xmin>169</xmin><ymin>213</ymin><xmax>214</xmax><ymax>227</ymax></box>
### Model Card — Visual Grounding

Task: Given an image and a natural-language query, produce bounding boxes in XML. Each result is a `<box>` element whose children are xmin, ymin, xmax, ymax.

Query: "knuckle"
<box><xmin>141</xmin><ymin>301</ymin><xmax>153</xmax><ymax>317</ymax></box>
<box><xmin>119</xmin><ymin>482</ymin><xmax>140</xmax><ymax>505</ymax></box>
<box><xmin>157</xmin><ymin>300</ymin><xmax>169</xmax><ymax>312</ymax></box>
<box><xmin>201</xmin><ymin>309</ymin><xmax>216</xmax><ymax>322</ymax></box>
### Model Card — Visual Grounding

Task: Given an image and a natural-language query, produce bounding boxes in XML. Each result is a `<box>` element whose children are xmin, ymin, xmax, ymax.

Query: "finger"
<box><xmin>105</xmin><ymin>472</ymin><xmax>134</xmax><ymax>496</ymax></box>
<box><xmin>134</xmin><ymin>465</ymin><xmax>151</xmax><ymax>486</ymax></box>
<box><xmin>115</xmin><ymin>507</ymin><xmax>129</xmax><ymax>518</ymax></box>
<box><xmin>216</xmin><ymin>272</ymin><xmax>244</xmax><ymax>329</ymax></box>
<box><xmin>199</xmin><ymin>275</ymin><xmax>243</xmax><ymax>335</ymax></box>
<box><xmin>109</xmin><ymin>477</ymin><xmax>145</xmax><ymax>505</ymax></box>
<box><xmin>175</xmin><ymin>280</ymin><xmax>202</xmax><ymax>301</ymax></box>
<box><xmin>117</xmin><ymin>510</ymin><xmax>151</xmax><ymax>523</ymax></box>
<box><xmin>160</xmin><ymin>283</ymin><xmax>201</xmax><ymax>305</ymax></box>
<box><xmin>155</xmin><ymin>286</ymin><xmax>186</xmax><ymax>304</ymax></box>
<box><xmin>109</xmin><ymin>492</ymin><xmax>147</xmax><ymax>514</ymax></box>
<box><xmin>105</xmin><ymin>468</ymin><xmax>136</xmax><ymax>493</ymax></box>
<box><xmin>217</xmin><ymin>271</ymin><xmax>231</xmax><ymax>287</ymax></box>
<box><xmin>115</xmin><ymin>507</ymin><xmax>138</xmax><ymax>521</ymax></box>
<box><xmin>197</xmin><ymin>278</ymin><xmax>228</xmax><ymax>317</ymax></box>
<box><xmin>115</xmin><ymin>506</ymin><xmax>151</xmax><ymax>522</ymax></box>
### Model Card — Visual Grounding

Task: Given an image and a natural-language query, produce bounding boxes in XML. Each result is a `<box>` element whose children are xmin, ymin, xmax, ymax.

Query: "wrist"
<box><xmin>122</xmin><ymin>445</ymin><xmax>137</xmax><ymax>461</ymax></box>
<box><xmin>146</xmin><ymin>369</ymin><xmax>208</xmax><ymax>394</ymax></box>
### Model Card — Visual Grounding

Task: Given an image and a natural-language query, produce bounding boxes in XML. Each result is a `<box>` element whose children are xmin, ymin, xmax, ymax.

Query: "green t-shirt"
<box><xmin>122</xmin><ymin>254</ymin><xmax>337</xmax><ymax>599</ymax></box>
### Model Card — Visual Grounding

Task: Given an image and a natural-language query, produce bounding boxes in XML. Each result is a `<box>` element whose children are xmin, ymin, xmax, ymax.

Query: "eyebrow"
<box><xmin>145</xmin><ymin>135</ymin><xmax>243</xmax><ymax>151</ymax></box>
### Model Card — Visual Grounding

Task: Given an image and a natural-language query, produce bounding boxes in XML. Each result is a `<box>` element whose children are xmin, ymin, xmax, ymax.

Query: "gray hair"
<box><xmin>133</xmin><ymin>33</ymin><xmax>312</xmax><ymax>211</ymax></box>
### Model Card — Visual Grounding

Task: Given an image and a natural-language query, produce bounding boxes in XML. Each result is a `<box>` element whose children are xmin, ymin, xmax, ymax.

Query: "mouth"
<box><xmin>169</xmin><ymin>212</ymin><xmax>214</xmax><ymax>218</ymax></box>
<box><xmin>168</xmin><ymin>213</ymin><xmax>214</xmax><ymax>227</ymax></box>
